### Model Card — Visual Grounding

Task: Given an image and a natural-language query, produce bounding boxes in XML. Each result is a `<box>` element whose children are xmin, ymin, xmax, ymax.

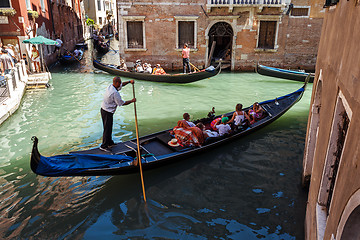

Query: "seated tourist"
<box><xmin>227</xmin><ymin>103</ymin><xmax>251</xmax><ymax>130</ymax></box>
<box><xmin>117</xmin><ymin>59</ymin><xmax>128</xmax><ymax>71</ymax></box>
<box><xmin>210</xmin><ymin>115</ymin><xmax>225</xmax><ymax>131</ymax></box>
<box><xmin>183</xmin><ymin>112</ymin><xmax>196</xmax><ymax>127</ymax></box>
<box><xmin>214</xmin><ymin>116</ymin><xmax>232</xmax><ymax>136</ymax></box>
<box><xmin>143</xmin><ymin>63</ymin><xmax>152</xmax><ymax>73</ymax></box>
<box><xmin>153</xmin><ymin>64</ymin><xmax>166</xmax><ymax>75</ymax></box>
<box><xmin>172</xmin><ymin>120</ymin><xmax>204</xmax><ymax>147</ymax></box>
<box><xmin>73</xmin><ymin>49</ymin><xmax>81</xmax><ymax>58</ymax></box>
<box><xmin>248</xmin><ymin>102</ymin><xmax>265</xmax><ymax>124</ymax></box>
<box><xmin>196</xmin><ymin>122</ymin><xmax>219</xmax><ymax>138</ymax></box>
<box><xmin>135</xmin><ymin>63</ymin><xmax>144</xmax><ymax>73</ymax></box>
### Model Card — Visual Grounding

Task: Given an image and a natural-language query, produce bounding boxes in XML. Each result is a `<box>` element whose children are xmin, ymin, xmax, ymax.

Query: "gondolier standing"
<box><xmin>182</xmin><ymin>43</ymin><xmax>190</xmax><ymax>73</ymax></box>
<box><xmin>100</xmin><ymin>77</ymin><xmax>136</xmax><ymax>152</ymax></box>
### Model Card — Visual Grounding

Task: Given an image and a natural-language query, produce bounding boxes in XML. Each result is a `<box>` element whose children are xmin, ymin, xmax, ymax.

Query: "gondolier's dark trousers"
<box><xmin>101</xmin><ymin>108</ymin><xmax>115</xmax><ymax>148</ymax></box>
<box><xmin>183</xmin><ymin>58</ymin><xmax>190</xmax><ymax>73</ymax></box>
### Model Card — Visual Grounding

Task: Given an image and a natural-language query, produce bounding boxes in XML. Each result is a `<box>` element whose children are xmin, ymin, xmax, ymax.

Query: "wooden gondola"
<box><xmin>30</xmin><ymin>77</ymin><xmax>310</xmax><ymax>177</ymax></box>
<box><xmin>94</xmin><ymin>40</ymin><xmax>110</xmax><ymax>54</ymax></box>
<box><xmin>75</xmin><ymin>42</ymin><xmax>88</xmax><ymax>50</ymax></box>
<box><xmin>256</xmin><ymin>63</ymin><xmax>315</xmax><ymax>83</ymax></box>
<box><xmin>93</xmin><ymin>58</ymin><xmax>222</xmax><ymax>84</ymax></box>
<box><xmin>59</xmin><ymin>50</ymin><xmax>83</xmax><ymax>65</ymax></box>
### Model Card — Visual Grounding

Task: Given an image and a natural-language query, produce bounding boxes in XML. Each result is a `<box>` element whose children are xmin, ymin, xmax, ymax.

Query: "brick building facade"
<box><xmin>0</xmin><ymin>0</ymin><xmax>84</xmax><ymax>65</ymax></box>
<box><xmin>116</xmin><ymin>0</ymin><xmax>323</xmax><ymax>72</ymax></box>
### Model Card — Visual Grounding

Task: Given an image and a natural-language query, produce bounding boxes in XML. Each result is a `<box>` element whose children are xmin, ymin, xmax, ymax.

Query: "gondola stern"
<box><xmin>302</xmin><ymin>74</ymin><xmax>311</xmax><ymax>90</ymax></box>
<box><xmin>255</xmin><ymin>62</ymin><xmax>259</xmax><ymax>74</ymax></box>
<box><xmin>30</xmin><ymin>136</ymin><xmax>41</xmax><ymax>174</ymax></box>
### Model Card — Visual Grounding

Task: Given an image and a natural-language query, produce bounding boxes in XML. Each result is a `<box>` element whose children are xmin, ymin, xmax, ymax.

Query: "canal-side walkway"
<box><xmin>0</xmin><ymin>60</ymin><xmax>50</xmax><ymax>125</ymax></box>
<box><xmin>0</xmin><ymin>61</ymin><xmax>28</xmax><ymax>125</ymax></box>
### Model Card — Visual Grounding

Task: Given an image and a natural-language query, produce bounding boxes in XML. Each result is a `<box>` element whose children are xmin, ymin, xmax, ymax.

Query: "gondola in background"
<box><xmin>92</xmin><ymin>58</ymin><xmax>222</xmax><ymax>84</ymax></box>
<box><xmin>256</xmin><ymin>63</ymin><xmax>315</xmax><ymax>83</ymax></box>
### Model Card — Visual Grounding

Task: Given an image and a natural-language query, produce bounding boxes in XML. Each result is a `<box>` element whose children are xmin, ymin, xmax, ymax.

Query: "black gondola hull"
<box><xmin>256</xmin><ymin>64</ymin><xmax>314</xmax><ymax>83</ymax></box>
<box><xmin>93</xmin><ymin>59</ymin><xmax>221</xmax><ymax>84</ymax></box>
<box><xmin>30</xmin><ymin>78</ymin><xmax>309</xmax><ymax>177</ymax></box>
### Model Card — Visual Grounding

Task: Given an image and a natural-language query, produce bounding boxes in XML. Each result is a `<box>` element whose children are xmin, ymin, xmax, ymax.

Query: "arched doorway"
<box><xmin>208</xmin><ymin>22</ymin><xmax>233</xmax><ymax>67</ymax></box>
<box><xmin>341</xmin><ymin>205</ymin><xmax>360</xmax><ymax>239</ymax></box>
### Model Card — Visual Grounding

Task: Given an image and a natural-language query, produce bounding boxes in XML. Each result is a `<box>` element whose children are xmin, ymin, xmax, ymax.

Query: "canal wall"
<box><xmin>0</xmin><ymin>61</ymin><xmax>28</xmax><ymax>126</ymax></box>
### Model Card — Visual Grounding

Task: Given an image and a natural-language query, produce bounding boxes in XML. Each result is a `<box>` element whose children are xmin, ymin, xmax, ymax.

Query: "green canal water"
<box><xmin>0</xmin><ymin>53</ymin><xmax>312</xmax><ymax>239</ymax></box>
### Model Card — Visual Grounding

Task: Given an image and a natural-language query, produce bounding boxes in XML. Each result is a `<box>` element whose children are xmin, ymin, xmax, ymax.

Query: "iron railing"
<box><xmin>0</xmin><ymin>76</ymin><xmax>10</xmax><ymax>103</ymax></box>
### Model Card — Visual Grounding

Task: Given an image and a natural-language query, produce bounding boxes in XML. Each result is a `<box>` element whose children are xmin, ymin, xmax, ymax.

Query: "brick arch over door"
<box><xmin>207</xmin><ymin>22</ymin><xmax>234</xmax><ymax>68</ymax></box>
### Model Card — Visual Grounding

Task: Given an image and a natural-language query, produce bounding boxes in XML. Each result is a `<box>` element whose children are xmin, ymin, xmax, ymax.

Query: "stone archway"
<box><xmin>341</xmin><ymin>206</ymin><xmax>360</xmax><ymax>239</ymax></box>
<box><xmin>336</xmin><ymin>189</ymin><xmax>360</xmax><ymax>239</ymax></box>
<box><xmin>208</xmin><ymin>22</ymin><xmax>234</xmax><ymax>68</ymax></box>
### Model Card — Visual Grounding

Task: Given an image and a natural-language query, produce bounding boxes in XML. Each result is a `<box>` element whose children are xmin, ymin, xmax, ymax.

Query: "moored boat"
<box><xmin>256</xmin><ymin>63</ymin><xmax>315</xmax><ymax>83</ymax></box>
<box><xmin>30</xmin><ymin>76</ymin><xmax>310</xmax><ymax>177</ymax></box>
<box><xmin>75</xmin><ymin>42</ymin><xmax>88</xmax><ymax>50</ymax></box>
<box><xmin>93</xmin><ymin>58</ymin><xmax>221</xmax><ymax>84</ymax></box>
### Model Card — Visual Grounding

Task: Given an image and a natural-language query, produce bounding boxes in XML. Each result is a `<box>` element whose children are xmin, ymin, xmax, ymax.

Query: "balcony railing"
<box><xmin>206</xmin><ymin>0</ymin><xmax>285</xmax><ymax>12</ymax></box>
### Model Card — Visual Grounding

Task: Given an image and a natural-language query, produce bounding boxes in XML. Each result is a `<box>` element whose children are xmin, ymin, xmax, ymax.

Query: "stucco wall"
<box><xmin>304</xmin><ymin>0</ymin><xmax>360</xmax><ymax>238</ymax></box>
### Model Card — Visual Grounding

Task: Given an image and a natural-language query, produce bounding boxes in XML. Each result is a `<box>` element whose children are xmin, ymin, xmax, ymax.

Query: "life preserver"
<box><xmin>210</xmin><ymin>117</ymin><xmax>221</xmax><ymax>131</ymax></box>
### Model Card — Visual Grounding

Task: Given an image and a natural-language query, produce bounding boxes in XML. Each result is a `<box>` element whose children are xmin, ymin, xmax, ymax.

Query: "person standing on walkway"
<box><xmin>182</xmin><ymin>43</ymin><xmax>191</xmax><ymax>74</ymax></box>
<box><xmin>0</xmin><ymin>48</ymin><xmax>14</xmax><ymax>75</ymax></box>
<box><xmin>100</xmin><ymin>76</ymin><xmax>136</xmax><ymax>152</ymax></box>
<box><xmin>31</xmin><ymin>45</ymin><xmax>41</xmax><ymax>73</ymax></box>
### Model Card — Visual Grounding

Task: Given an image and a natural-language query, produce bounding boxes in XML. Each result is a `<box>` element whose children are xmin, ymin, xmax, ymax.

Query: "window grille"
<box><xmin>291</xmin><ymin>7</ymin><xmax>309</xmax><ymax>16</ymax></box>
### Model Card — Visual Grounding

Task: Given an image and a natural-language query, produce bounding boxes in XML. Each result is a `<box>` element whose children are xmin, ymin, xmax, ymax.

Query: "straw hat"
<box><xmin>168</xmin><ymin>138</ymin><xmax>180</xmax><ymax>147</ymax></box>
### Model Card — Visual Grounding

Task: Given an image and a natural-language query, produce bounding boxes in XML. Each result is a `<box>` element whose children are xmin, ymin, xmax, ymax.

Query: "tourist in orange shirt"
<box><xmin>182</xmin><ymin>43</ymin><xmax>190</xmax><ymax>73</ymax></box>
<box><xmin>153</xmin><ymin>64</ymin><xmax>166</xmax><ymax>75</ymax></box>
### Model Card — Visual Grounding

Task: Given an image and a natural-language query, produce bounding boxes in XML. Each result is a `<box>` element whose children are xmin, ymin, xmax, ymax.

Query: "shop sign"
<box><xmin>0</xmin><ymin>16</ymin><xmax>9</xmax><ymax>24</ymax></box>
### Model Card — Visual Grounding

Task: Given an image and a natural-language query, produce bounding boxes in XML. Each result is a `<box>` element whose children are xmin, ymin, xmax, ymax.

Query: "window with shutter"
<box><xmin>258</xmin><ymin>21</ymin><xmax>276</xmax><ymax>49</ymax></box>
<box><xmin>178</xmin><ymin>21</ymin><xmax>194</xmax><ymax>48</ymax></box>
<box><xmin>127</xmin><ymin>21</ymin><xmax>143</xmax><ymax>49</ymax></box>
<box><xmin>291</xmin><ymin>7</ymin><xmax>309</xmax><ymax>17</ymax></box>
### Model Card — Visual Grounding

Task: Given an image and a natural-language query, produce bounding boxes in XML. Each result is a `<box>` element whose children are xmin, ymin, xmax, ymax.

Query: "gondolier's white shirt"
<box><xmin>101</xmin><ymin>84</ymin><xmax>125</xmax><ymax>113</ymax></box>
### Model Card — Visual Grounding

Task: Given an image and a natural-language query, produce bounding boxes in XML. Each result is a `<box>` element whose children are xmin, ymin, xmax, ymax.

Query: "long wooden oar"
<box><xmin>64</xmin><ymin>49</ymin><xmax>81</xmax><ymax>63</ymax></box>
<box><xmin>189</xmin><ymin>61</ymin><xmax>200</xmax><ymax>72</ymax></box>
<box><xmin>132</xmin><ymin>83</ymin><xmax>147</xmax><ymax>203</ymax></box>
